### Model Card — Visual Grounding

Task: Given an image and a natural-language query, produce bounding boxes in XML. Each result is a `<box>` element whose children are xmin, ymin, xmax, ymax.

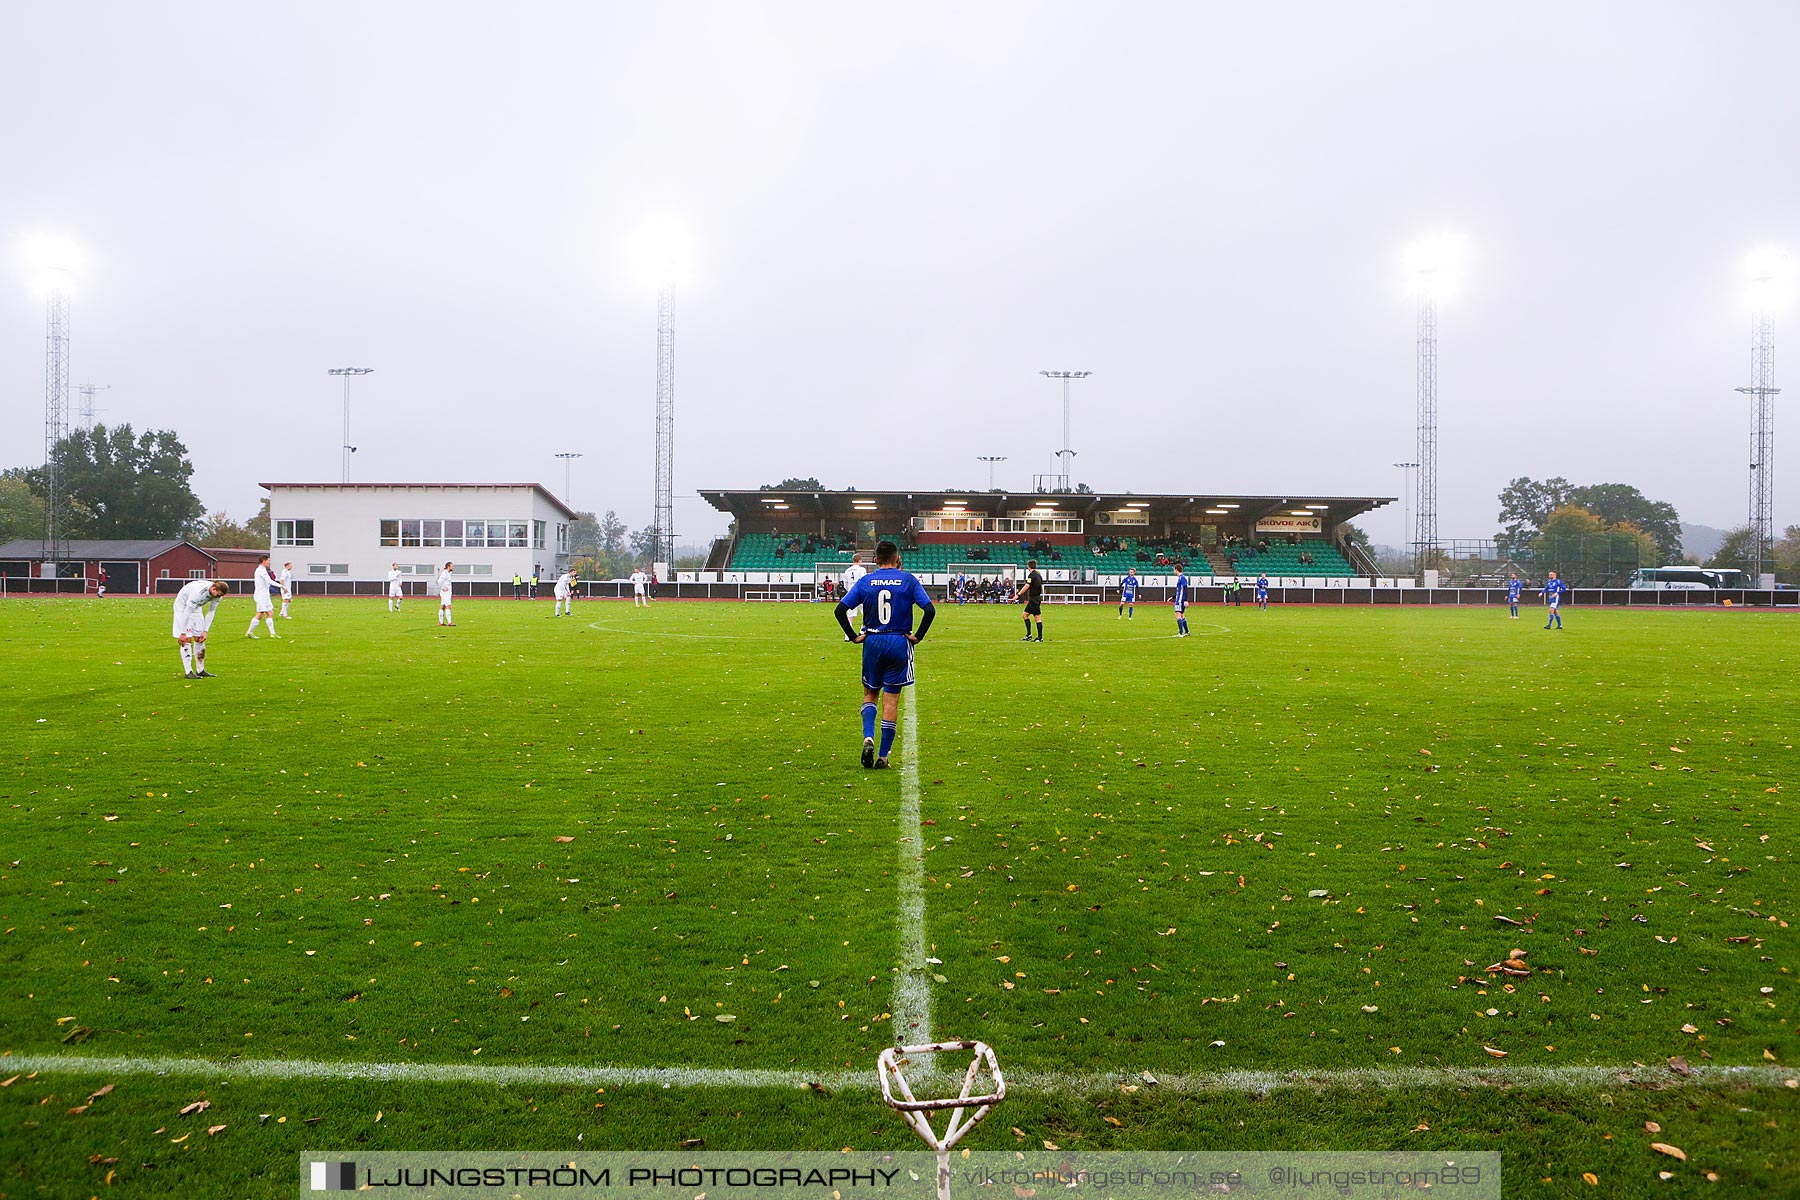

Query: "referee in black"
<box><xmin>1014</xmin><ymin>559</ymin><xmax>1045</xmax><ymax>642</ymax></box>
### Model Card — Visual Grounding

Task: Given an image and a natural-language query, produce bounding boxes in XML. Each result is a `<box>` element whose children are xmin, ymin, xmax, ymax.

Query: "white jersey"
<box><xmin>386</xmin><ymin>568</ymin><xmax>402</xmax><ymax>597</ymax></box>
<box><xmin>435</xmin><ymin>569</ymin><xmax>454</xmax><ymax>597</ymax></box>
<box><xmin>277</xmin><ymin>567</ymin><xmax>294</xmax><ymax>595</ymax></box>
<box><xmin>554</xmin><ymin>572</ymin><xmax>573</xmax><ymax>599</ymax></box>
<box><xmin>253</xmin><ymin>564</ymin><xmax>274</xmax><ymax>600</ymax></box>
<box><xmin>173</xmin><ymin>579</ymin><xmax>220</xmax><ymax>637</ymax></box>
<box><xmin>841</xmin><ymin>562</ymin><xmax>867</xmax><ymax>593</ymax></box>
<box><xmin>630</xmin><ymin>570</ymin><xmax>646</xmax><ymax>593</ymax></box>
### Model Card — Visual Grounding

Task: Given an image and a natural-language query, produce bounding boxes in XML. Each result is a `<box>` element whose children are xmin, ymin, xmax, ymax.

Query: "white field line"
<box><xmin>891</xmin><ymin>683</ymin><xmax>932</xmax><ymax>1044</ymax></box>
<box><xmin>2</xmin><ymin>1054</ymin><xmax>1790</xmax><ymax>1095</ymax></box>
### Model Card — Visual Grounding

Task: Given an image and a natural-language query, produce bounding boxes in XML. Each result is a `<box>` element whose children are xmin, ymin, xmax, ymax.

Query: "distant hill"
<box><xmin>1681</xmin><ymin>523</ymin><xmax>1728</xmax><ymax>562</ymax></box>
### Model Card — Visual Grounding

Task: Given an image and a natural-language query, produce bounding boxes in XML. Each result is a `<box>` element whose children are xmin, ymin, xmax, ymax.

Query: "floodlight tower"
<box><xmin>328</xmin><ymin>367</ymin><xmax>374</xmax><ymax>482</ymax></box>
<box><xmin>27</xmin><ymin>235</ymin><xmax>80</xmax><ymax>570</ymax></box>
<box><xmin>1404</xmin><ymin>234</ymin><xmax>1466</xmax><ymax>578</ymax></box>
<box><xmin>977</xmin><ymin>455</ymin><xmax>1007</xmax><ymax>490</ymax></box>
<box><xmin>630</xmin><ymin>218</ymin><xmax>694</xmax><ymax>568</ymax></box>
<box><xmin>77</xmin><ymin>383</ymin><xmax>109</xmax><ymax>429</ymax></box>
<box><xmin>1738</xmin><ymin>248</ymin><xmax>1788</xmax><ymax>588</ymax></box>
<box><xmin>555</xmin><ymin>451</ymin><xmax>583</xmax><ymax>505</ymax></box>
<box><xmin>1039</xmin><ymin>371</ymin><xmax>1091</xmax><ymax>491</ymax></box>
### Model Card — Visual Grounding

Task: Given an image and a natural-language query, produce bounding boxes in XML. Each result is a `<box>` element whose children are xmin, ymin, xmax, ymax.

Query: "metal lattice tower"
<box><xmin>77</xmin><ymin>383</ymin><xmax>109</xmax><ymax>429</ymax></box>
<box><xmin>1414</xmin><ymin>297</ymin><xmax>1439</xmax><ymax>576</ymax></box>
<box><xmin>42</xmin><ymin>286</ymin><xmax>72</xmax><ymax>567</ymax></box>
<box><xmin>1736</xmin><ymin>304</ymin><xmax>1779</xmax><ymax>585</ymax></box>
<box><xmin>652</xmin><ymin>284</ymin><xmax>676</xmax><ymax>566</ymax></box>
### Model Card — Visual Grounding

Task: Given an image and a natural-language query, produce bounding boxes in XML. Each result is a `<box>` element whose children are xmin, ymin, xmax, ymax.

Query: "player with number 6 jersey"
<box><xmin>833</xmin><ymin>540</ymin><xmax>935</xmax><ymax>770</ymax></box>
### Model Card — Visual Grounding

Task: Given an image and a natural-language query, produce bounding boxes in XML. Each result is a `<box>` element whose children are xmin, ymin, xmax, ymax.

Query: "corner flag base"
<box><xmin>877</xmin><ymin>1040</ymin><xmax>1006</xmax><ymax>1200</ymax></box>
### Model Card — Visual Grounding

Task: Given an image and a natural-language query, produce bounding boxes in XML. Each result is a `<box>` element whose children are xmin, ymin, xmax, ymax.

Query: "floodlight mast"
<box><xmin>976</xmin><ymin>455</ymin><xmax>1007</xmax><ymax>490</ymax></box>
<box><xmin>28</xmin><ymin>236</ymin><xmax>79</xmax><ymax>572</ymax></box>
<box><xmin>328</xmin><ymin>368</ymin><xmax>373</xmax><ymax>483</ymax></box>
<box><xmin>1393</xmin><ymin>462</ymin><xmax>1418</xmax><ymax>568</ymax></box>
<box><xmin>1406</xmin><ymin>235</ymin><xmax>1464</xmax><ymax>579</ymax></box>
<box><xmin>1039</xmin><ymin>371</ymin><xmax>1090</xmax><ymax>491</ymax></box>
<box><xmin>77</xmin><ymin>383</ymin><xmax>109</xmax><ymax>429</ymax></box>
<box><xmin>653</xmin><ymin>283</ymin><xmax>675</xmax><ymax>568</ymax></box>
<box><xmin>555</xmin><ymin>452</ymin><xmax>583</xmax><ymax>506</ymax></box>
<box><xmin>1738</xmin><ymin>249</ymin><xmax>1786</xmax><ymax>588</ymax></box>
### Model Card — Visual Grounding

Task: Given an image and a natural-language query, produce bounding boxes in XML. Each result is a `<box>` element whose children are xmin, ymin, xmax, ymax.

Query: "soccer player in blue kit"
<box><xmin>1507</xmin><ymin>574</ymin><xmax>1522</xmax><ymax>619</ymax></box>
<box><xmin>1255</xmin><ymin>573</ymin><xmax>1269</xmax><ymax>611</ymax></box>
<box><xmin>1172</xmin><ymin>563</ymin><xmax>1190</xmax><ymax>637</ymax></box>
<box><xmin>834</xmin><ymin>541</ymin><xmax>936</xmax><ymax>769</ymax></box>
<box><xmin>1119</xmin><ymin>569</ymin><xmax>1138</xmax><ymax>619</ymax></box>
<box><xmin>1541</xmin><ymin>570</ymin><xmax>1568</xmax><ymax>629</ymax></box>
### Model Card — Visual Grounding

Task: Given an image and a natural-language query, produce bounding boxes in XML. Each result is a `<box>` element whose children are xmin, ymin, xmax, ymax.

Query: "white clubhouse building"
<box><xmin>264</xmin><ymin>483</ymin><xmax>576</xmax><ymax>582</ymax></box>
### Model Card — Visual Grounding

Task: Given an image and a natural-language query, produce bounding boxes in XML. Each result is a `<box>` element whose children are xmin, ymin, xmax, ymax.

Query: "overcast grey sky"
<box><xmin>3</xmin><ymin>2</ymin><xmax>1796</xmax><ymax>550</ymax></box>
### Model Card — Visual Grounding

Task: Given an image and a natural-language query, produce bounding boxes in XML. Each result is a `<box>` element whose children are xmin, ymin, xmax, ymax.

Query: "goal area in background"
<box><xmin>945</xmin><ymin>563</ymin><xmax>1017</xmax><ymax>601</ymax></box>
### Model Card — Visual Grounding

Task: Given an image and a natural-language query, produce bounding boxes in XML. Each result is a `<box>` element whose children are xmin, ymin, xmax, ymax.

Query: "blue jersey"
<box><xmin>1120</xmin><ymin>575</ymin><xmax>1138</xmax><ymax>600</ymax></box>
<box><xmin>1542</xmin><ymin>579</ymin><xmax>1568</xmax><ymax>606</ymax></box>
<box><xmin>843</xmin><ymin>568</ymin><xmax>934</xmax><ymax>636</ymax></box>
<box><xmin>1507</xmin><ymin>580</ymin><xmax>1522</xmax><ymax>601</ymax></box>
<box><xmin>1173</xmin><ymin>573</ymin><xmax>1189</xmax><ymax>608</ymax></box>
<box><xmin>1256</xmin><ymin>575</ymin><xmax>1268</xmax><ymax>593</ymax></box>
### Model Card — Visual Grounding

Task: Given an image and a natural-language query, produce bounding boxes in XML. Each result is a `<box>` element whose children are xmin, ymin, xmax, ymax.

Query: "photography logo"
<box><xmin>309</xmin><ymin>1162</ymin><xmax>356</xmax><ymax>1191</ymax></box>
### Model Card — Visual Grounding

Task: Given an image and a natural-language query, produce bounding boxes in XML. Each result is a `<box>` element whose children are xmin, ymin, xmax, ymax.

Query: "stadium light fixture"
<box><xmin>1217</xmin><ymin>503</ymin><xmax>1240</xmax><ymax>509</ymax></box>
<box><xmin>627</xmin><ymin>216</ymin><xmax>696</xmax><ymax>289</ymax></box>
<box><xmin>1305</xmin><ymin>504</ymin><xmax>1329</xmax><ymax>510</ymax></box>
<box><xmin>1204</xmin><ymin>508</ymin><xmax>1229</xmax><ymax>515</ymax></box>
<box><xmin>1289</xmin><ymin>510</ymin><xmax>1313</xmax><ymax>516</ymax></box>
<box><xmin>23</xmin><ymin>232</ymin><xmax>82</xmax><ymax>296</ymax></box>
<box><xmin>1404</xmin><ymin>232</ymin><xmax>1468</xmax><ymax>303</ymax></box>
<box><xmin>1747</xmin><ymin>246</ymin><xmax>1794</xmax><ymax>313</ymax></box>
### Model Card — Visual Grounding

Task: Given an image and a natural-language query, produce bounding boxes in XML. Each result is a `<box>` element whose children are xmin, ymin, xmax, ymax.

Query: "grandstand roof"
<box><xmin>701</xmin><ymin>490</ymin><xmax>1393</xmax><ymax>524</ymax></box>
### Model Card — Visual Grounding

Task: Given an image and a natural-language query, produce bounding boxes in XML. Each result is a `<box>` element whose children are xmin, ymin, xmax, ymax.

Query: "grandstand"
<box><xmin>701</xmin><ymin>489</ymin><xmax>1389</xmax><ymax>581</ymax></box>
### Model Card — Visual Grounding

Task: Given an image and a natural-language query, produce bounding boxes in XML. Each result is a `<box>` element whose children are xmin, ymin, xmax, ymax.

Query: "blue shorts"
<box><xmin>861</xmin><ymin>632</ymin><xmax>915</xmax><ymax>693</ymax></box>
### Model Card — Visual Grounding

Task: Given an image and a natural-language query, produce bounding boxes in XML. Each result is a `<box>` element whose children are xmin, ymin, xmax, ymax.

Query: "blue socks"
<box><xmin>861</xmin><ymin>702</ymin><xmax>877</xmax><ymax>741</ymax></box>
<box><xmin>879</xmin><ymin>719</ymin><xmax>897</xmax><ymax>759</ymax></box>
<box><xmin>1177</xmin><ymin>617</ymin><xmax>1189</xmax><ymax>635</ymax></box>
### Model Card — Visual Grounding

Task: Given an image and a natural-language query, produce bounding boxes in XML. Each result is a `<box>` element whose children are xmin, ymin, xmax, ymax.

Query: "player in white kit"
<box><xmin>277</xmin><ymin>561</ymin><xmax>295</xmax><ymax>618</ymax></box>
<box><xmin>173</xmin><ymin>578</ymin><xmax>228</xmax><ymax>678</ymax></box>
<box><xmin>840</xmin><ymin>555</ymin><xmax>867</xmax><ymax>627</ymax></box>
<box><xmin>436</xmin><ymin>562</ymin><xmax>456</xmax><ymax>626</ymax></box>
<box><xmin>554</xmin><ymin>569</ymin><xmax>574</xmax><ymax>616</ymax></box>
<box><xmin>386</xmin><ymin>563</ymin><xmax>403</xmax><ymax>612</ymax></box>
<box><xmin>247</xmin><ymin>554</ymin><xmax>280</xmax><ymax>638</ymax></box>
<box><xmin>630</xmin><ymin>569</ymin><xmax>648</xmax><ymax>607</ymax></box>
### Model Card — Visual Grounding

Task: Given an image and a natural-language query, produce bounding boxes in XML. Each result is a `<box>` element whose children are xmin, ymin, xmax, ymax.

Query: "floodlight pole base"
<box><xmin>878</xmin><ymin>1040</ymin><xmax>1006</xmax><ymax>1200</ymax></box>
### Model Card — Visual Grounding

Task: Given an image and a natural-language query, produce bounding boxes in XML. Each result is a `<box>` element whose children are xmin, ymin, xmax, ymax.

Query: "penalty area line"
<box><xmin>2</xmin><ymin>1054</ymin><xmax>1790</xmax><ymax>1095</ymax></box>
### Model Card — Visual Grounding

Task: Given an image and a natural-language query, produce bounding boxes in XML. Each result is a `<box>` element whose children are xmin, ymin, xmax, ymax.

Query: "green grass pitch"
<box><xmin>1</xmin><ymin>595</ymin><xmax>1794</xmax><ymax>1197</ymax></box>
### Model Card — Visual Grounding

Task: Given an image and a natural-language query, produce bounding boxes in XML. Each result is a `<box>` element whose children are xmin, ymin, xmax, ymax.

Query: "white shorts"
<box><xmin>254</xmin><ymin>593</ymin><xmax>274</xmax><ymax>614</ymax></box>
<box><xmin>634</xmin><ymin>585</ymin><xmax>646</xmax><ymax>595</ymax></box>
<box><xmin>555</xmin><ymin>589</ymin><xmax>571</xmax><ymax>601</ymax></box>
<box><xmin>389</xmin><ymin>584</ymin><xmax>403</xmax><ymax>598</ymax></box>
<box><xmin>173</xmin><ymin>607</ymin><xmax>207</xmax><ymax>638</ymax></box>
<box><xmin>439</xmin><ymin>589</ymin><xmax>453</xmax><ymax>604</ymax></box>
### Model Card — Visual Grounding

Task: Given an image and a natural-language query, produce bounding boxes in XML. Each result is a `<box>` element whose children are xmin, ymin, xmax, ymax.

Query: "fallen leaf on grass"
<box><xmin>553</xmin><ymin>836</ymin><xmax>575</xmax><ymax>843</ymax></box>
<box><xmin>60</xmin><ymin>1026</ymin><xmax>95</xmax><ymax>1044</ymax></box>
<box><xmin>1681</xmin><ymin>1024</ymin><xmax>1699</xmax><ymax>1034</ymax></box>
<box><xmin>681</xmin><ymin>1138</ymin><xmax>704</xmax><ymax>1148</ymax></box>
<box><xmin>1411</xmin><ymin>1123</ymin><xmax>1430</xmax><ymax>1133</ymax></box>
<box><xmin>206</xmin><ymin>1124</ymin><xmax>227</xmax><ymax>1136</ymax></box>
<box><xmin>1011</xmin><ymin>1127</ymin><xmax>1027</xmax><ymax>1139</ymax></box>
<box><xmin>1042</xmin><ymin>1140</ymin><xmax>1059</xmax><ymax>1151</ymax></box>
<box><xmin>715</xmin><ymin>1014</ymin><xmax>736</xmax><ymax>1023</ymax></box>
<box><xmin>178</xmin><ymin>1100</ymin><xmax>211</xmax><ymax>1117</ymax></box>
<box><xmin>1645</xmin><ymin>1122</ymin><xmax>1661</xmax><ymax>1133</ymax></box>
<box><xmin>85</xmin><ymin>1084</ymin><xmax>113</xmax><ymax>1102</ymax></box>
<box><xmin>1650</xmin><ymin>1143</ymin><xmax>1687</xmax><ymax>1162</ymax></box>
<box><xmin>1103</xmin><ymin>1116</ymin><xmax>1122</xmax><ymax>1126</ymax></box>
<box><xmin>1483</xmin><ymin>1046</ymin><xmax>1508</xmax><ymax>1058</ymax></box>
<box><xmin>1668</xmin><ymin>1056</ymin><xmax>1691</xmax><ymax>1077</ymax></box>
<box><xmin>66</xmin><ymin>1104</ymin><xmax>90</xmax><ymax>1115</ymax></box>
<box><xmin>0</xmin><ymin>1075</ymin><xmax>19</xmax><ymax>1088</ymax></box>
<box><xmin>1582</xmin><ymin>1172</ymin><xmax>1598</xmax><ymax>1186</ymax></box>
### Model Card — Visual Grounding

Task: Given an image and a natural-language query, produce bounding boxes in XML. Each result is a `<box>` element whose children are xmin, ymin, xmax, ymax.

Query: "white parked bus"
<box><xmin>1628</xmin><ymin>566</ymin><xmax>1749</xmax><ymax>591</ymax></box>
